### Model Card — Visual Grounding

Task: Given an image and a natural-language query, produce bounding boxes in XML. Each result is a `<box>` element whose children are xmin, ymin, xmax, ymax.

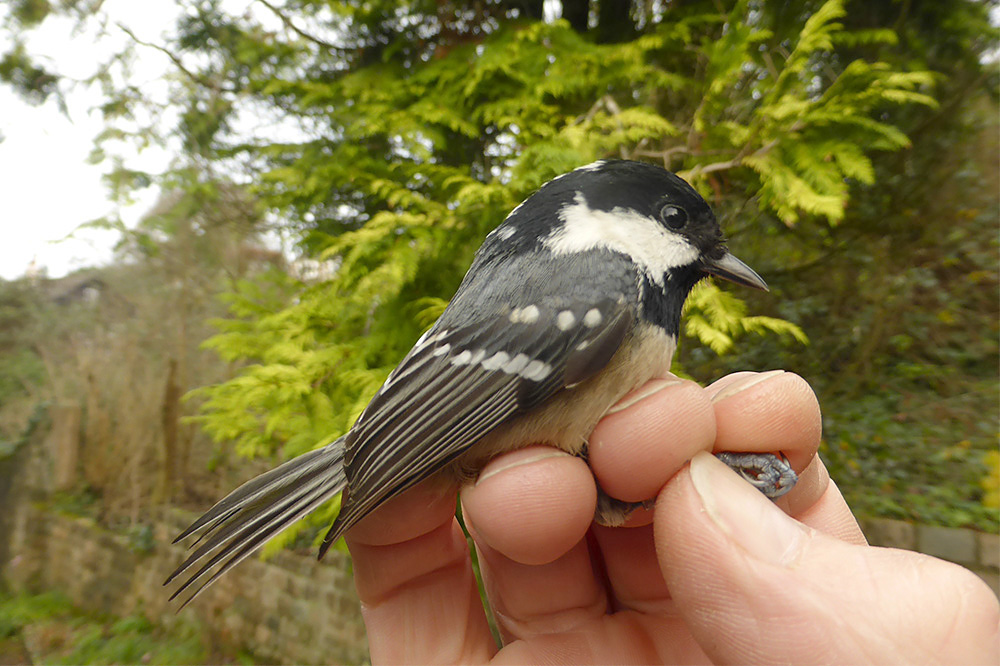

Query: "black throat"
<box><xmin>641</xmin><ymin>266</ymin><xmax>705</xmax><ymax>337</ymax></box>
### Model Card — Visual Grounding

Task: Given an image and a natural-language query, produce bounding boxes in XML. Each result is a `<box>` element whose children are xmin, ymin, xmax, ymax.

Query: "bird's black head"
<box><xmin>491</xmin><ymin>159</ymin><xmax>767</xmax><ymax>295</ymax></box>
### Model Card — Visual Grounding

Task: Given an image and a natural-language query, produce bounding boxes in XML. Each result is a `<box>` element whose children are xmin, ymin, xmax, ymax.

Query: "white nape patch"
<box><xmin>508</xmin><ymin>304</ymin><xmax>540</xmax><ymax>324</ymax></box>
<box><xmin>583</xmin><ymin>308</ymin><xmax>602</xmax><ymax>328</ymax></box>
<box><xmin>432</xmin><ymin>343</ymin><xmax>451</xmax><ymax>357</ymax></box>
<box><xmin>506</xmin><ymin>200</ymin><xmax>526</xmax><ymax>219</ymax></box>
<box><xmin>576</xmin><ymin>160</ymin><xmax>606</xmax><ymax>172</ymax></box>
<box><xmin>544</xmin><ymin>193</ymin><xmax>701</xmax><ymax>285</ymax></box>
<box><xmin>556</xmin><ymin>310</ymin><xmax>576</xmax><ymax>331</ymax></box>
<box><xmin>496</xmin><ymin>226</ymin><xmax>516</xmax><ymax>241</ymax></box>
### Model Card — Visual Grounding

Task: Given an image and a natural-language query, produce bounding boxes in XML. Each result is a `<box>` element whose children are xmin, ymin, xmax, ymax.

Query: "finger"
<box><xmin>491</xmin><ymin>612</ymin><xmax>712</xmax><ymax>665</ymax></box>
<box><xmin>589</xmin><ymin>377</ymin><xmax>716</xmax><ymax>502</ymax></box>
<box><xmin>346</xmin><ymin>480</ymin><xmax>495</xmax><ymax>664</ymax></box>
<box><xmin>347</xmin><ymin>476</ymin><xmax>458</xmax><ymax>546</ymax></box>
<box><xmin>656</xmin><ymin>453</ymin><xmax>1000</xmax><ymax>665</ymax></box>
<box><xmin>775</xmin><ymin>456</ymin><xmax>868</xmax><ymax>545</ymax></box>
<box><xmin>708</xmin><ymin>370</ymin><xmax>821</xmax><ymax>473</ymax></box>
<box><xmin>461</xmin><ymin>448</ymin><xmax>606</xmax><ymax>643</ymax></box>
<box><xmin>591</xmin><ymin>523</ymin><xmax>671</xmax><ymax>612</ymax></box>
<box><xmin>706</xmin><ymin>371</ymin><xmax>865</xmax><ymax>544</ymax></box>
<box><xmin>471</xmin><ymin>533</ymin><xmax>607</xmax><ymax>645</ymax></box>
<box><xmin>583</xmin><ymin>378</ymin><xmax>716</xmax><ymax>613</ymax></box>
<box><xmin>591</xmin><ymin>371</ymin><xmax>817</xmax><ymax>611</ymax></box>
<box><xmin>461</xmin><ymin>446</ymin><xmax>596</xmax><ymax>565</ymax></box>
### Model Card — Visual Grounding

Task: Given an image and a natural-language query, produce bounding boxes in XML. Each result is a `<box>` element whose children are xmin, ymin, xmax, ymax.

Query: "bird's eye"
<box><xmin>660</xmin><ymin>205</ymin><xmax>688</xmax><ymax>230</ymax></box>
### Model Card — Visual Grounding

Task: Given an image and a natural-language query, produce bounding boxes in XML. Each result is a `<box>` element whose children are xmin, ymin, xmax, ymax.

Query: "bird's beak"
<box><xmin>702</xmin><ymin>251</ymin><xmax>769</xmax><ymax>292</ymax></box>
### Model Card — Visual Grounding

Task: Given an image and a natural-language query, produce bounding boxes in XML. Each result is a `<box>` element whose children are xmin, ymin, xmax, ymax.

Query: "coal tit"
<box><xmin>166</xmin><ymin>159</ymin><xmax>797</xmax><ymax>605</ymax></box>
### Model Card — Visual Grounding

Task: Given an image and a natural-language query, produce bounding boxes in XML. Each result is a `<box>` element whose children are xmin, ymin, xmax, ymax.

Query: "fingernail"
<box><xmin>710</xmin><ymin>370</ymin><xmax>785</xmax><ymax>403</ymax></box>
<box><xmin>476</xmin><ymin>449</ymin><xmax>571</xmax><ymax>485</ymax></box>
<box><xmin>689</xmin><ymin>451</ymin><xmax>806</xmax><ymax>566</ymax></box>
<box><xmin>605</xmin><ymin>379</ymin><xmax>685</xmax><ymax>415</ymax></box>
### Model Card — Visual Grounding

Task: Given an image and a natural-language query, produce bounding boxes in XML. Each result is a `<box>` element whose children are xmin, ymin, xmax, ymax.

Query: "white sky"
<box><xmin>0</xmin><ymin>2</ymin><xmax>179</xmax><ymax>281</ymax></box>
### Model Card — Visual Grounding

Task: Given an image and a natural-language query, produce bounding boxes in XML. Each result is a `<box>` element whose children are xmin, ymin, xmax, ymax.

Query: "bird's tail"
<box><xmin>164</xmin><ymin>438</ymin><xmax>347</xmax><ymax>608</ymax></box>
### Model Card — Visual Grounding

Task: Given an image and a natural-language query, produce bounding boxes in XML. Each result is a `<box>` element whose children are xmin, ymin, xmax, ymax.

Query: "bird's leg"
<box><xmin>586</xmin><ymin>445</ymin><xmax>797</xmax><ymax>526</ymax></box>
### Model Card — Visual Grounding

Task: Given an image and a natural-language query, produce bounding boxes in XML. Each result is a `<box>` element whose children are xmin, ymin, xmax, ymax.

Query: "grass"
<box><xmin>0</xmin><ymin>590</ymin><xmax>259</xmax><ymax>665</ymax></box>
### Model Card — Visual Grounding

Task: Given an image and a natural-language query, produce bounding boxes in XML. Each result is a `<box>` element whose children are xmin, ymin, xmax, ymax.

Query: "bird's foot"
<box><xmin>592</xmin><ymin>451</ymin><xmax>797</xmax><ymax>525</ymax></box>
<box><xmin>714</xmin><ymin>451</ymin><xmax>797</xmax><ymax>499</ymax></box>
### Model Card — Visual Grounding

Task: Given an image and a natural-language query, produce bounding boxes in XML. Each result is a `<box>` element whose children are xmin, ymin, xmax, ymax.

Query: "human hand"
<box><xmin>345</xmin><ymin>371</ymin><xmax>1000</xmax><ymax>664</ymax></box>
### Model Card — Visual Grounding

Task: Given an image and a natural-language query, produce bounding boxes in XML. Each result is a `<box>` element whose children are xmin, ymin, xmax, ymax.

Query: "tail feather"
<box><xmin>170</xmin><ymin>476</ymin><xmax>343</xmax><ymax>607</ymax></box>
<box><xmin>165</xmin><ymin>439</ymin><xmax>347</xmax><ymax>607</ymax></box>
<box><xmin>168</xmin><ymin>469</ymin><xmax>332</xmax><ymax>586</ymax></box>
<box><xmin>172</xmin><ymin>444</ymin><xmax>340</xmax><ymax>543</ymax></box>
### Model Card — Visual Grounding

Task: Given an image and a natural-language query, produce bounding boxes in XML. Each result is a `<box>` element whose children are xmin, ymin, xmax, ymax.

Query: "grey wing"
<box><xmin>319</xmin><ymin>295</ymin><xmax>634</xmax><ymax>553</ymax></box>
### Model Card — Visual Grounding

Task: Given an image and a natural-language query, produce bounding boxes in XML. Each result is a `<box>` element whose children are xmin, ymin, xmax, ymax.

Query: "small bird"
<box><xmin>166</xmin><ymin>160</ymin><xmax>796</xmax><ymax>605</ymax></box>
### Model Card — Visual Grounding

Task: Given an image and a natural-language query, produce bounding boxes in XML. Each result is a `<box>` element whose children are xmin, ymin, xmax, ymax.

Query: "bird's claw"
<box><xmin>714</xmin><ymin>451</ymin><xmax>797</xmax><ymax>499</ymax></box>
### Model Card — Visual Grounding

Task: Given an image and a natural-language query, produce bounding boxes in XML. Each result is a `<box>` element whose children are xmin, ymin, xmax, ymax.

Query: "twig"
<box><xmin>631</xmin><ymin>145</ymin><xmax>692</xmax><ymax>168</ymax></box>
<box><xmin>116</xmin><ymin>23</ymin><xmax>222</xmax><ymax>91</ymax></box>
<box><xmin>255</xmin><ymin>0</ymin><xmax>346</xmax><ymax>52</ymax></box>
<box><xmin>760</xmin><ymin>49</ymin><xmax>780</xmax><ymax>81</ymax></box>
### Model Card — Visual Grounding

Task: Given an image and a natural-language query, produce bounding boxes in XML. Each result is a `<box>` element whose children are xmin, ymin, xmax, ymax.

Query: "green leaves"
<box><xmin>182</xmin><ymin>1</ymin><xmax>944</xmax><ymax>471</ymax></box>
<box><xmin>683</xmin><ymin>282</ymin><xmax>808</xmax><ymax>356</ymax></box>
<box><xmin>685</xmin><ymin>0</ymin><xmax>937</xmax><ymax>225</ymax></box>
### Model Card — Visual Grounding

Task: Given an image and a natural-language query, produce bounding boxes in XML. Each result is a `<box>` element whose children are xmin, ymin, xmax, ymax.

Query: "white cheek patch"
<box><xmin>544</xmin><ymin>193</ymin><xmax>701</xmax><ymax>286</ymax></box>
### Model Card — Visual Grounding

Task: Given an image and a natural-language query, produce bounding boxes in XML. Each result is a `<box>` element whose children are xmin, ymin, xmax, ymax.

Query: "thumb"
<box><xmin>655</xmin><ymin>452</ymin><xmax>999</xmax><ymax>665</ymax></box>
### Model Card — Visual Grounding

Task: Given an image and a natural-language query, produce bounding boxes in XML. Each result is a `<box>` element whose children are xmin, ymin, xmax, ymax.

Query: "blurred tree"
<box><xmin>0</xmin><ymin>278</ymin><xmax>47</xmax><ymax>442</ymax></box>
<box><xmin>70</xmin><ymin>177</ymin><xmax>278</xmax><ymax>506</ymax></box>
<box><xmin>0</xmin><ymin>176</ymin><xmax>280</xmax><ymax>522</ymax></box>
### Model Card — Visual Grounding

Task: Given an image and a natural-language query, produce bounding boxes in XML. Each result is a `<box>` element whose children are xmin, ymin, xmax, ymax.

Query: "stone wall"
<box><xmin>3</xmin><ymin>502</ymin><xmax>369</xmax><ymax>665</ymax></box>
<box><xmin>0</xmin><ymin>417</ymin><xmax>369</xmax><ymax>666</ymax></box>
<box><xmin>860</xmin><ymin>516</ymin><xmax>1000</xmax><ymax>597</ymax></box>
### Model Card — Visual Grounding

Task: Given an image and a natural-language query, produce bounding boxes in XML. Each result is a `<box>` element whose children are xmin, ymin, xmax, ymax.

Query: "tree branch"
<box><xmin>255</xmin><ymin>0</ymin><xmax>345</xmax><ymax>52</ymax></box>
<box><xmin>682</xmin><ymin>136</ymin><xmax>783</xmax><ymax>180</ymax></box>
<box><xmin>116</xmin><ymin>23</ymin><xmax>221</xmax><ymax>91</ymax></box>
<box><xmin>630</xmin><ymin>145</ymin><xmax>692</xmax><ymax>168</ymax></box>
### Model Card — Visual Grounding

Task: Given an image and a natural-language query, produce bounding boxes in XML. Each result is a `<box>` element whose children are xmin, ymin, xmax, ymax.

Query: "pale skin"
<box><xmin>345</xmin><ymin>371</ymin><xmax>1000</xmax><ymax>664</ymax></box>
